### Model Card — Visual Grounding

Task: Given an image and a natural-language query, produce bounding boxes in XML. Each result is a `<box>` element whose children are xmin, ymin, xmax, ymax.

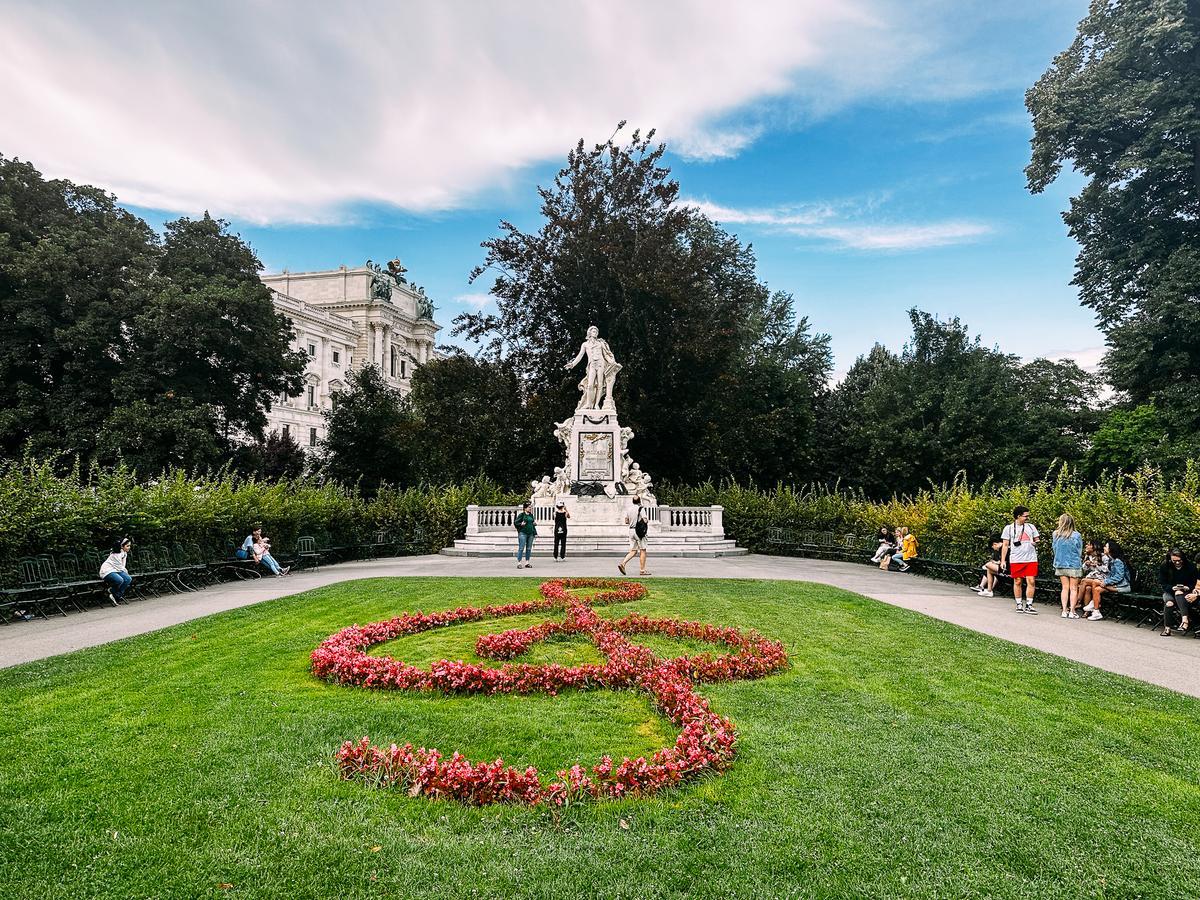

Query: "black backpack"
<box><xmin>634</xmin><ymin>511</ymin><xmax>648</xmax><ymax>539</ymax></box>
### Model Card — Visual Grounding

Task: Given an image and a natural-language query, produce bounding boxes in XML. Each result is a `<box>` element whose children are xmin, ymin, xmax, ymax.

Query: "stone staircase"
<box><xmin>442</xmin><ymin>532</ymin><xmax>745</xmax><ymax>558</ymax></box>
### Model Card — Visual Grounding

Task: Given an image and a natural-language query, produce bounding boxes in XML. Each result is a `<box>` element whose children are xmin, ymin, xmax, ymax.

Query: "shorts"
<box><xmin>1054</xmin><ymin>567</ymin><xmax>1083</xmax><ymax>578</ymax></box>
<box><xmin>1009</xmin><ymin>561</ymin><xmax>1038</xmax><ymax>578</ymax></box>
<box><xmin>629</xmin><ymin>534</ymin><xmax>648</xmax><ymax>551</ymax></box>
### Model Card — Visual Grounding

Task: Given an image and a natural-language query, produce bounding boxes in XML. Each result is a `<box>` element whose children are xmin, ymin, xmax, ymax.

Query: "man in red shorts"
<box><xmin>1001</xmin><ymin>505</ymin><xmax>1040</xmax><ymax>614</ymax></box>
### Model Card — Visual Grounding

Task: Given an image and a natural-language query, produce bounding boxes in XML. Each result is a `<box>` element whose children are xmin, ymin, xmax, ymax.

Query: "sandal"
<box><xmin>1161</xmin><ymin>628</ymin><xmax>1172</xmax><ymax>636</ymax></box>
<box><xmin>618</xmin><ymin>563</ymin><xmax>626</xmax><ymax>575</ymax></box>
<box><xmin>639</xmin><ymin>571</ymin><xmax>652</xmax><ymax>576</ymax></box>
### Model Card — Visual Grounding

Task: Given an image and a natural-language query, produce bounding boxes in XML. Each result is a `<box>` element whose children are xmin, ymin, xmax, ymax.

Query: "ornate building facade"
<box><xmin>260</xmin><ymin>261</ymin><xmax>440</xmax><ymax>447</ymax></box>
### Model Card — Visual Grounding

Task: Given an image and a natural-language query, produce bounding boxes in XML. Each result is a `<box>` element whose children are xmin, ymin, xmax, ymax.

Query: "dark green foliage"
<box><xmin>0</xmin><ymin>155</ymin><xmax>156</xmax><ymax>460</ymax></box>
<box><xmin>0</xmin><ymin>158</ymin><xmax>307</xmax><ymax>473</ymax></box>
<box><xmin>317</xmin><ymin>365</ymin><xmax>423</xmax><ymax>495</ymax></box>
<box><xmin>233</xmin><ymin>428</ymin><xmax>307</xmax><ymax>481</ymax></box>
<box><xmin>2</xmin><ymin>578</ymin><xmax>1200</xmax><ymax>898</ymax></box>
<box><xmin>456</xmin><ymin>124</ymin><xmax>832</xmax><ymax>485</ymax></box>
<box><xmin>821</xmin><ymin>311</ymin><xmax>1098</xmax><ymax>496</ymax></box>
<box><xmin>407</xmin><ymin>351</ymin><xmax>550</xmax><ymax>487</ymax></box>
<box><xmin>1027</xmin><ymin>0</ymin><xmax>1200</xmax><ymax>432</ymax></box>
<box><xmin>106</xmin><ymin>213</ymin><xmax>308</xmax><ymax>449</ymax></box>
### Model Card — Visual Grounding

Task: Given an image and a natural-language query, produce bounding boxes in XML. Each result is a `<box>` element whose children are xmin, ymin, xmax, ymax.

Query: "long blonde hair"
<box><xmin>1055</xmin><ymin>513</ymin><xmax>1075</xmax><ymax>539</ymax></box>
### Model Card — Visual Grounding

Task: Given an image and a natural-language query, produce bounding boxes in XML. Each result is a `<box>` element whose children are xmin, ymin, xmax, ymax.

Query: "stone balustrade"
<box><xmin>465</xmin><ymin>504</ymin><xmax>724</xmax><ymax>535</ymax></box>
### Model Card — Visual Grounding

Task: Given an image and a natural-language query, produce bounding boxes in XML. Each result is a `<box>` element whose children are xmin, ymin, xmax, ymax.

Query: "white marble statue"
<box><xmin>564</xmin><ymin>325</ymin><xmax>622</xmax><ymax>411</ymax></box>
<box><xmin>553</xmin><ymin>417</ymin><xmax>573</xmax><ymax>448</ymax></box>
<box><xmin>552</xmin><ymin>466</ymin><xmax>571</xmax><ymax>494</ymax></box>
<box><xmin>530</xmin><ymin>475</ymin><xmax>554</xmax><ymax>499</ymax></box>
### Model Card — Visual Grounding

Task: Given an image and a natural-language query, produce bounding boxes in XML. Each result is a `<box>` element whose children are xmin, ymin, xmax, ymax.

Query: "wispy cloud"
<box><xmin>686</xmin><ymin>198</ymin><xmax>992</xmax><ymax>251</ymax></box>
<box><xmin>455</xmin><ymin>293</ymin><xmax>492</xmax><ymax>312</ymax></box>
<box><xmin>0</xmin><ymin>1</ymin><xmax>1061</xmax><ymax>223</ymax></box>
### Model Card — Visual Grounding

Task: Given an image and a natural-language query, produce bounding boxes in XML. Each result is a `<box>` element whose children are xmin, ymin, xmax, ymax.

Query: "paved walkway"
<box><xmin>3</xmin><ymin>554</ymin><xmax>1198</xmax><ymax>697</ymax></box>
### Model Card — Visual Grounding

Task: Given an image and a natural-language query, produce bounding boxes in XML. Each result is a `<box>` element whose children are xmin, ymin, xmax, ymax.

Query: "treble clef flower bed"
<box><xmin>311</xmin><ymin>578</ymin><xmax>787</xmax><ymax>806</ymax></box>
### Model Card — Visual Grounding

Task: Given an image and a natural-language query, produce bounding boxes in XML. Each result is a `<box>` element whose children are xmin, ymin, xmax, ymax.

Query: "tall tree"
<box><xmin>456</xmin><ymin>125</ymin><xmax>831</xmax><ymax>484</ymax></box>
<box><xmin>823</xmin><ymin>311</ymin><xmax>1097</xmax><ymax>497</ymax></box>
<box><xmin>104</xmin><ymin>213</ymin><xmax>308</xmax><ymax>465</ymax></box>
<box><xmin>1026</xmin><ymin>0</ymin><xmax>1200</xmax><ymax>432</ymax></box>
<box><xmin>407</xmin><ymin>352</ymin><xmax>544</xmax><ymax>488</ymax></box>
<box><xmin>0</xmin><ymin>155</ymin><xmax>156</xmax><ymax>460</ymax></box>
<box><xmin>318</xmin><ymin>365</ymin><xmax>421</xmax><ymax>494</ymax></box>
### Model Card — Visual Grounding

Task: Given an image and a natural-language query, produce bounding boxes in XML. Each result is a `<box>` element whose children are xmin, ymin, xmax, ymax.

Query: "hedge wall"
<box><xmin>660</xmin><ymin>466</ymin><xmax>1200</xmax><ymax>589</ymax></box>
<box><xmin>0</xmin><ymin>459</ymin><xmax>521</xmax><ymax>566</ymax></box>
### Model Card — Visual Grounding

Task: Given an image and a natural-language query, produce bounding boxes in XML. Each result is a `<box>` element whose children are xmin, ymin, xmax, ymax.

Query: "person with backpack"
<box><xmin>514</xmin><ymin>501</ymin><xmax>537</xmax><ymax>568</ymax></box>
<box><xmin>618</xmin><ymin>495</ymin><xmax>651</xmax><ymax>576</ymax></box>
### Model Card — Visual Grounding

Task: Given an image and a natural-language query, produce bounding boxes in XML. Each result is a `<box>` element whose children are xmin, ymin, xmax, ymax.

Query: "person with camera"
<box><xmin>553</xmin><ymin>500</ymin><xmax>570</xmax><ymax>561</ymax></box>
<box><xmin>618</xmin><ymin>495</ymin><xmax>651</xmax><ymax>576</ymax></box>
<box><xmin>1000</xmin><ymin>505</ymin><xmax>1040</xmax><ymax>614</ymax></box>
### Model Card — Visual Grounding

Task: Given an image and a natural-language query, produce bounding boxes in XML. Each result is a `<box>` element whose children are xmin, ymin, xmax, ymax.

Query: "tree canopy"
<box><xmin>455</xmin><ymin>124</ymin><xmax>832</xmax><ymax>485</ymax></box>
<box><xmin>1027</xmin><ymin>0</ymin><xmax>1200</xmax><ymax>435</ymax></box>
<box><xmin>0</xmin><ymin>156</ymin><xmax>307</xmax><ymax>473</ymax></box>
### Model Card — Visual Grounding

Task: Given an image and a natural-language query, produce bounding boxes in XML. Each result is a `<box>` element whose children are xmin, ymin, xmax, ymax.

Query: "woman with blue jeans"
<box><xmin>515</xmin><ymin>501</ymin><xmax>537</xmax><ymax>568</ymax></box>
<box><xmin>99</xmin><ymin>538</ymin><xmax>133</xmax><ymax>605</ymax></box>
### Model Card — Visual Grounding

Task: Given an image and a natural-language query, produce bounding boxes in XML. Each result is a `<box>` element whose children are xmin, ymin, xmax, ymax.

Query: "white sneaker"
<box><xmin>1024</xmin><ymin>604</ymin><xmax>1037</xmax><ymax>615</ymax></box>
<box><xmin>970</xmin><ymin>585</ymin><xmax>983</xmax><ymax>593</ymax></box>
<box><xmin>517</xmin><ymin>563</ymin><xmax>524</xmax><ymax>568</ymax></box>
<box><xmin>1068</xmin><ymin>612</ymin><xmax>1080</xmax><ymax>619</ymax></box>
<box><xmin>1088</xmin><ymin>611</ymin><xmax>1103</xmax><ymax>621</ymax></box>
<box><xmin>1061</xmin><ymin>611</ymin><xmax>1069</xmax><ymax>618</ymax></box>
<box><xmin>1083</xmin><ymin>601</ymin><xmax>1095</xmax><ymax>612</ymax></box>
<box><xmin>980</xmin><ymin>590</ymin><xmax>993</xmax><ymax>597</ymax></box>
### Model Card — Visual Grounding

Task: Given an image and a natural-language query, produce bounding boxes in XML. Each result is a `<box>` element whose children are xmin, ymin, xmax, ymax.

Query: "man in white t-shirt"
<box><xmin>1000</xmin><ymin>505</ymin><xmax>1040</xmax><ymax>614</ymax></box>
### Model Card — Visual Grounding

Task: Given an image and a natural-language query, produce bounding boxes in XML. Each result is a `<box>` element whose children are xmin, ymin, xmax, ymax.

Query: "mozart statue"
<box><xmin>564</xmin><ymin>325</ymin><xmax>622</xmax><ymax>411</ymax></box>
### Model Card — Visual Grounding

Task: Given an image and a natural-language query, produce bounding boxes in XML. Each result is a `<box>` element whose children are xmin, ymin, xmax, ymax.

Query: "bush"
<box><xmin>0</xmin><ymin>457</ymin><xmax>522</xmax><ymax>566</ymax></box>
<box><xmin>660</xmin><ymin>465</ymin><xmax>1200</xmax><ymax>589</ymax></box>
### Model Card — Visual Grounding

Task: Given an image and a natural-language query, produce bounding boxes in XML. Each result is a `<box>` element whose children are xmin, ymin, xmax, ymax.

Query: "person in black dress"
<box><xmin>553</xmin><ymin>500</ymin><xmax>570</xmax><ymax>561</ymax></box>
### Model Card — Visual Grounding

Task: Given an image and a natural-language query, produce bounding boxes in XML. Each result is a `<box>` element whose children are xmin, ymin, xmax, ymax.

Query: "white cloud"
<box><xmin>686</xmin><ymin>198</ymin><xmax>992</xmax><ymax>251</ymax></box>
<box><xmin>0</xmin><ymin>1</ymin><xmax>1050</xmax><ymax>223</ymax></box>
<box><xmin>455</xmin><ymin>293</ymin><xmax>492</xmax><ymax>312</ymax></box>
<box><xmin>1033</xmin><ymin>346</ymin><xmax>1106</xmax><ymax>374</ymax></box>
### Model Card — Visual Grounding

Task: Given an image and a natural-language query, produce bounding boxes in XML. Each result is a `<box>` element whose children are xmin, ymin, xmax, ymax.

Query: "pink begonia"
<box><xmin>313</xmin><ymin>578</ymin><xmax>787</xmax><ymax>805</ymax></box>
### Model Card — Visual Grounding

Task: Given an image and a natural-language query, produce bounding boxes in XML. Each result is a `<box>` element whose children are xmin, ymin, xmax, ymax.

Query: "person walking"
<box><xmin>618</xmin><ymin>496</ymin><xmax>651</xmax><ymax>576</ymax></box>
<box><xmin>552</xmin><ymin>500</ymin><xmax>570</xmax><ymax>561</ymax></box>
<box><xmin>514</xmin><ymin>501</ymin><xmax>537</xmax><ymax>568</ymax></box>
<box><xmin>1158</xmin><ymin>548</ymin><xmax>1198</xmax><ymax>636</ymax></box>
<box><xmin>1001</xmin><ymin>505</ymin><xmax>1040</xmax><ymax>614</ymax></box>
<box><xmin>1052</xmin><ymin>513</ymin><xmax>1084</xmax><ymax>618</ymax></box>
<box><xmin>99</xmin><ymin>537</ymin><xmax>133</xmax><ymax>605</ymax></box>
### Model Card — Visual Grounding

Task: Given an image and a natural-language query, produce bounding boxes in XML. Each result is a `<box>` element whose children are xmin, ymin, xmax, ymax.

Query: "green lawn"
<box><xmin>2</xmin><ymin>577</ymin><xmax>1198</xmax><ymax>899</ymax></box>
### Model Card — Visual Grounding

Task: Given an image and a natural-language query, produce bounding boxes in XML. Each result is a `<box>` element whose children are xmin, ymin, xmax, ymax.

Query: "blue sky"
<box><xmin>1</xmin><ymin>0</ymin><xmax>1098</xmax><ymax>379</ymax></box>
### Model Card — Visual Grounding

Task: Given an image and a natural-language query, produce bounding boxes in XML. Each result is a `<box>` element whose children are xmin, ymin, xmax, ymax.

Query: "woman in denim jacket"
<box><xmin>1080</xmin><ymin>540</ymin><xmax>1131</xmax><ymax>621</ymax></box>
<box><xmin>1051</xmin><ymin>513</ymin><xmax>1084</xmax><ymax>619</ymax></box>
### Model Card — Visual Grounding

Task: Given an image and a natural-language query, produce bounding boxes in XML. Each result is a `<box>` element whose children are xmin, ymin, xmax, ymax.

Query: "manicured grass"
<box><xmin>2</xmin><ymin>577</ymin><xmax>1199</xmax><ymax>899</ymax></box>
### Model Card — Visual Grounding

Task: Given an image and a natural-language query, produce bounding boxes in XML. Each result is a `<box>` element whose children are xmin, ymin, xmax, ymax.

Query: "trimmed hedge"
<box><xmin>660</xmin><ymin>465</ymin><xmax>1200</xmax><ymax>590</ymax></box>
<box><xmin>0</xmin><ymin>459</ymin><xmax>521</xmax><ymax>566</ymax></box>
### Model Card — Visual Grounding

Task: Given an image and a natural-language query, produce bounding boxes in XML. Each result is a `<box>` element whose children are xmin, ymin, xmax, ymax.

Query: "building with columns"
<box><xmin>260</xmin><ymin>261</ymin><xmax>440</xmax><ymax>448</ymax></box>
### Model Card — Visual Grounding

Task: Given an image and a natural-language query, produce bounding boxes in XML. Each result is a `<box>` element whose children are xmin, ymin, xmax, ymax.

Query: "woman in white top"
<box><xmin>98</xmin><ymin>538</ymin><xmax>133</xmax><ymax>605</ymax></box>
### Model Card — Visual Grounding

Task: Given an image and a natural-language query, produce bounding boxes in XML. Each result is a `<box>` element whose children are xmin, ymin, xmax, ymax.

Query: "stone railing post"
<box><xmin>710</xmin><ymin>505</ymin><xmax>724</xmax><ymax>536</ymax></box>
<box><xmin>466</xmin><ymin>505</ymin><xmax>480</xmax><ymax>536</ymax></box>
<box><xmin>657</xmin><ymin>505</ymin><xmax>671</xmax><ymax>532</ymax></box>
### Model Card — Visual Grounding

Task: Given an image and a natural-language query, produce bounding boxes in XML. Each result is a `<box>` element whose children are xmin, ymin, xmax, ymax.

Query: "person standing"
<box><xmin>1001</xmin><ymin>505</ymin><xmax>1040</xmax><ymax>614</ymax></box>
<box><xmin>1052</xmin><ymin>513</ymin><xmax>1084</xmax><ymax>618</ymax></box>
<box><xmin>514</xmin><ymin>501</ymin><xmax>537</xmax><ymax>568</ymax></box>
<box><xmin>618</xmin><ymin>496</ymin><xmax>650</xmax><ymax>576</ymax></box>
<box><xmin>99</xmin><ymin>537</ymin><xmax>133</xmax><ymax>605</ymax></box>
<box><xmin>552</xmin><ymin>500</ymin><xmax>570</xmax><ymax>562</ymax></box>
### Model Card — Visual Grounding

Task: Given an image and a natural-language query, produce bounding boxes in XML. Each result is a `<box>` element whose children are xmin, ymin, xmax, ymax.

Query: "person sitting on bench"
<box><xmin>1159</xmin><ymin>548</ymin><xmax>1199</xmax><ymax>636</ymax></box>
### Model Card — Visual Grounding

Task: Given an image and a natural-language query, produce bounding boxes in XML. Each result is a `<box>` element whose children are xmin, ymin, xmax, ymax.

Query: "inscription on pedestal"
<box><xmin>577</xmin><ymin>432</ymin><xmax>614</xmax><ymax>481</ymax></box>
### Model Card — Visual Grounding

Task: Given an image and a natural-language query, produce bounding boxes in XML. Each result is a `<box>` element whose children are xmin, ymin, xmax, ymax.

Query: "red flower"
<box><xmin>313</xmin><ymin>578</ymin><xmax>787</xmax><ymax>805</ymax></box>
